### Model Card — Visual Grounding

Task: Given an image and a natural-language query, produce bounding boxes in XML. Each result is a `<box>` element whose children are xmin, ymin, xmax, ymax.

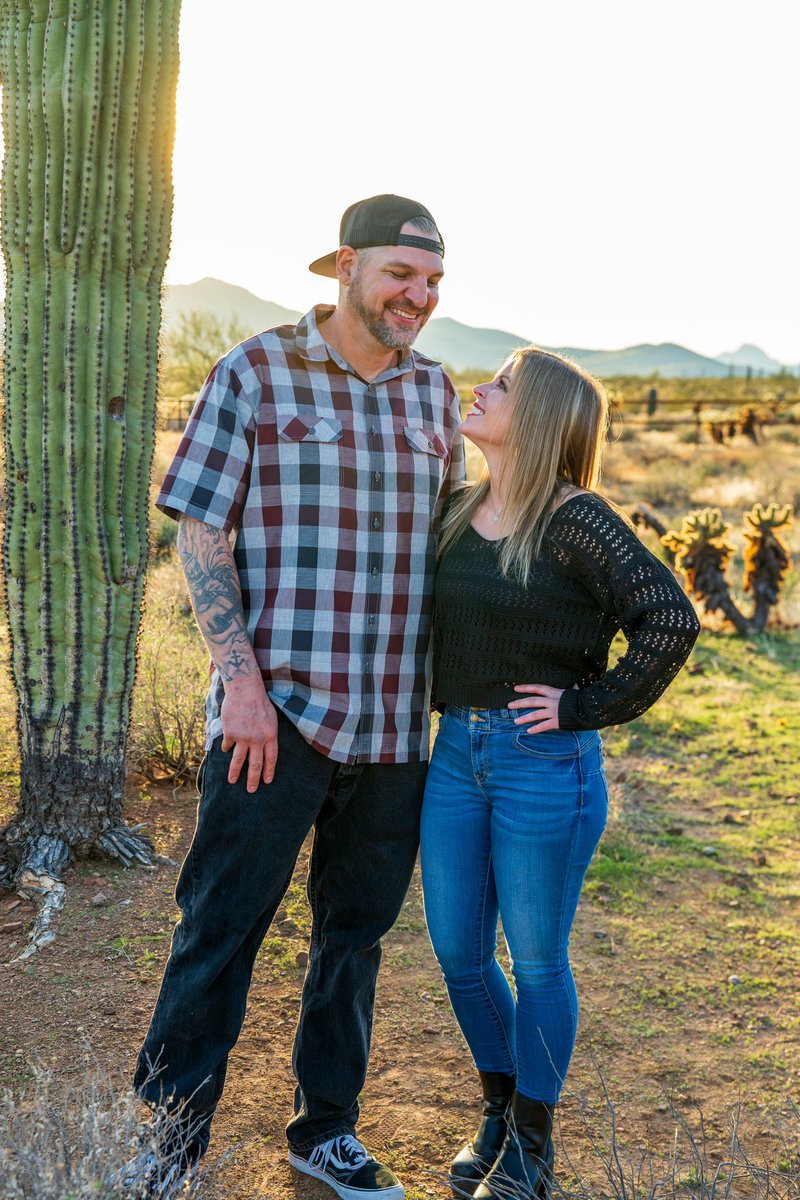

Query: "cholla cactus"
<box><xmin>743</xmin><ymin>503</ymin><xmax>793</xmax><ymax>628</ymax></box>
<box><xmin>662</xmin><ymin>509</ymin><xmax>740</xmax><ymax>624</ymax></box>
<box><xmin>0</xmin><ymin>2</ymin><xmax>181</xmax><ymax>891</ymax></box>
<box><xmin>661</xmin><ymin>505</ymin><xmax>793</xmax><ymax>635</ymax></box>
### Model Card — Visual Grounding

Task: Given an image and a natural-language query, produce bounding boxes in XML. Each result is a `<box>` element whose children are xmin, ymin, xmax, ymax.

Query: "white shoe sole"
<box><xmin>288</xmin><ymin>1150</ymin><xmax>404</xmax><ymax>1200</ymax></box>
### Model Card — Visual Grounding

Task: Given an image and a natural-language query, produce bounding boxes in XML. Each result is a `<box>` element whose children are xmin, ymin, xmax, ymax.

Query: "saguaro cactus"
<box><xmin>0</xmin><ymin>1</ymin><xmax>181</xmax><ymax>890</ymax></box>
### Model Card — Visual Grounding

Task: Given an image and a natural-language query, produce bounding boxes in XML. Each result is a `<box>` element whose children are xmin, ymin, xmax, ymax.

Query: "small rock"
<box><xmin>722</xmin><ymin>813</ymin><xmax>740</xmax><ymax>825</ymax></box>
<box><xmin>728</xmin><ymin>974</ymin><xmax>742</xmax><ymax>986</ymax></box>
<box><xmin>786</xmin><ymin>797</ymin><xmax>797</xmax><ymax>806</ymax></box>
<box><xmin>614</xmin><ymin>769</ymin><xmax>629</xmax><ymax>784</ymax></box>
<box><xmin>422</xmin><ymin>1026</ymin><xmax>440</xmax><ymax>1035</ymax></box>
<box><xmin>0</xmin><ymin>920</ymin><xmax>23</xmax><ymax>935</ymax></box>
<box><xmin>701</xmin><ymin>846</ymin><xmax>718</xmax><ymax>857</ymax></box>
<box><xmin>754</xmin><ymin>852</ymin><xmax>768</xmax><ymax>867</ymax></box>
<box><xmin>593</xmin><ymin>930</ymin><xmax>608</xmax><ymax>939</ymax></box>
<box><xmin>664</xmin><ymin>825</ymin><xmax>684</xmax><ymax>836</ymax></box>
<box><xmin>688</xmin><ymin>662</ymin><xmax>705</xmax><ymax>675</ymax></box>
<box><xmin>295</xmin><ymin>951</ymin><xmax>309</xmax><ymax>969</ymax></box>
<box><xmin>91</xmin><ymin>892</ymin><xmax>109</xmax><ymax>907</ymax></box>
<box><xmin>100</xmin><ymin>1005</ymin><xmax>116</xmax><ymax>1017</ymax></box>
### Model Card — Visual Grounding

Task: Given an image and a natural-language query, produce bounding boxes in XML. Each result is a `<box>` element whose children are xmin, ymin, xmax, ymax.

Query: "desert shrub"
<box><xmin>636</xmin><ymin>458</ymin><xmax>692</xmax><ymax>508</ymax></box>
<box><xmin>696</xmin><ymin>459</ymin><xmax>726</xmax><ymax>481</ymax></box>
<box><xmin>544</xmin><ymin>1081</ymin><xmax>800</xmax><ymax>1199</ymax></box>
<box><xmin>129</xmin><ymin>557</ymin><xmax>209</xmax><ymax>783</ymax></box>
<box><xmin>151</xmin><ymin>510</ymin><xmax>179</xmax><ymax>557</ymax></box>
<box><xmin>0</xmin><ymin>1065</ymin><xmax>222</xmax><ymax>1199</ymax></box>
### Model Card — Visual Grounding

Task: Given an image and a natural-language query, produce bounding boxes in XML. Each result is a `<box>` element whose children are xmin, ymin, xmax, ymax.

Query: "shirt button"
<box><xmin>371</xmin><ymin>566</ymin><xmax>379</xmax><ymax>576</ymax></box>
<box><xmin>372</xmin><ymin>517</ymin><xmax>381</xmax><ymax>530</ymax></box>
<box><xmin>368</xmin><ymin>615</ymin><xmax>376</xmax><ymax>624</ymax></box>
<box><xmin>370</xmin><ymin>426</ymin><xmax>378</xmax><ymax>435</ymax></box>
<box><xmin>373</xmin><ymin>471</ymin><xmax>381</xmax><ymax>483</ymax></box>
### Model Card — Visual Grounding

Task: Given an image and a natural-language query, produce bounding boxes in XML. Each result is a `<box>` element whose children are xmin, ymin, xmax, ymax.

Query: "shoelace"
<box><xmin>309</xmin><ymin>1135</ymin><xmax>369</xmax><ymax>1173</ymax></box>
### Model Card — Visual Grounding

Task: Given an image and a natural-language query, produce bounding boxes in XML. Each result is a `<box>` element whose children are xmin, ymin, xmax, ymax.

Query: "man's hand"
<box><xmin>507</xmin><ymin>683</ymin><xmax>568</xmax><ymax>733</ymax></box>
<box><xmin>220</xmin><ymin>678</ymin><xmax>279</xmax><ymax>791</ymax></box>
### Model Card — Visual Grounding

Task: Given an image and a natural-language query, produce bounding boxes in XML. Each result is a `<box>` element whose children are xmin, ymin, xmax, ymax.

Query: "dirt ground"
<box><xmin>3</xmin><ymin>726</ymin><xmax>799</xmax><ymax>1200</ymax></box>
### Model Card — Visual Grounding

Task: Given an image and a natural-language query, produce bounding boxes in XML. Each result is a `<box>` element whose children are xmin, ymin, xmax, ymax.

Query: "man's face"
<box><xmin>344</xmin><ymin>222</ymin><xmax>444</xmax><ymax>351</ymax></box>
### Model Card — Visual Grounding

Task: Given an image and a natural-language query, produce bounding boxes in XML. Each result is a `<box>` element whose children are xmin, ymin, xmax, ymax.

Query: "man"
<box><xmin>133</xmin><ymin>195</ymin><xmax>465</xmax><ymax>1199</ymax></box>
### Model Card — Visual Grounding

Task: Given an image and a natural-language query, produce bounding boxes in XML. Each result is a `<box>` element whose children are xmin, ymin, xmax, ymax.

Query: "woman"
<box><xmin>421</xmin><ymin>348</ymin><xmax>700</xmax><ymax>1200</ymax></box>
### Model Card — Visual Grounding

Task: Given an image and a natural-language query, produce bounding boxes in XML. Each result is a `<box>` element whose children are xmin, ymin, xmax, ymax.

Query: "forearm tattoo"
<box><xmin>177</xmin><ymin>516</ymin><xmax>257</xmax><ymax>682</ymax></box>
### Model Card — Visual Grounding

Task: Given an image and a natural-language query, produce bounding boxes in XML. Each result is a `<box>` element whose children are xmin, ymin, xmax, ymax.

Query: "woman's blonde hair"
<box><xmin>439</xmin><ymin>346</ymin><xmax>610</xmax><ymax>582</ymax></box>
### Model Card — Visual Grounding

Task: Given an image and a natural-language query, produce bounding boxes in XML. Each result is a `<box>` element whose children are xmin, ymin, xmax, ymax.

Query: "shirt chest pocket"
<box><xmin>278</xmin><ymin>414</ymin><xmax>343</xmax><ymax>443</ymax></box>
<box><xmin>400</xmin><ymin>425</ymin><xmax>447</xmax><ymax>511</ymax></box>
<box><xmin>403</xmin><ymin>426</ymin><xmax>447</xmax><ymax>459</ymax></box>
<box><xmin>275</xmin><ymin>413</ymin><xmax>344</xmax><ymax>490</ymax></box>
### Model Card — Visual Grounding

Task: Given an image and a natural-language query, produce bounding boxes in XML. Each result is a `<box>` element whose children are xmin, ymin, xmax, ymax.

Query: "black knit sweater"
<box><xmin>433</xmin><ymin>492</ymin><xmax>701</xmax><ymax>729</ymax></box>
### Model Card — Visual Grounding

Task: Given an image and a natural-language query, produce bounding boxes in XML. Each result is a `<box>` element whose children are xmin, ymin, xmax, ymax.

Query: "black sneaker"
<box><xmin>111</xmin><ymin>1150</ymin><xmax>190</xmax><ymax>1198</ymax></box>
<box><xmin>288</xmin><ymin>1134</ymin><xmax>404</xmax><ymax>1200</ymax></box>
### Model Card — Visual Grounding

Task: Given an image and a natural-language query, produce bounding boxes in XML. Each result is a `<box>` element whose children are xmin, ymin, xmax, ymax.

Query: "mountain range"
<box><xmin>164</xmin><ymin>278</ymin><xmax>797</xmax><ymax>379</ymax></box>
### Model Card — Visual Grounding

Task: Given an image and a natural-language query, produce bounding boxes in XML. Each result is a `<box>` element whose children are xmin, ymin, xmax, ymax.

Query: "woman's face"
<box><xmin>461</xmin><ymin>358</ymin><xmax>516</xmax><ymax>451</ymax></box>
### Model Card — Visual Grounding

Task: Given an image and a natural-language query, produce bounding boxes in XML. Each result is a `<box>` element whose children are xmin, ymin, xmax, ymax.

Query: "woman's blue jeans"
<box><xmin>420</xmin><ymin>706</ymin><xmax>608</xmax><ymax>1103</ymax></box>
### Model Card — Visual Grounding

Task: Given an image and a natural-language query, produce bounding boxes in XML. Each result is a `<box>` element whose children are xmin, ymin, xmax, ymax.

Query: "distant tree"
<box><xmin>164</xmin><ymin>309</ymin><xmax>249</xmax><ymax>394</ymax></box>
<box><xmin>646</xmin><ymin>386</ymin><xmax>658</xmax><ymax>417</ymax></box>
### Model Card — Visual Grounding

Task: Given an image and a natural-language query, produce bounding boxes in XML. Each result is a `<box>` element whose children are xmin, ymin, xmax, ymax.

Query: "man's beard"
<box><xmin>347</xmin><ymin>268</ymin><xmax>426</xmax><ymax>350</ymax></box>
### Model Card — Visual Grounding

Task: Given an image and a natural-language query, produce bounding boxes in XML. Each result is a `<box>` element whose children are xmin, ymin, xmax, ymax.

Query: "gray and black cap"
<box><xmin>309</xmin><ymin>194</ymin><xmax>445</xmax><ymax>278</ymax></box>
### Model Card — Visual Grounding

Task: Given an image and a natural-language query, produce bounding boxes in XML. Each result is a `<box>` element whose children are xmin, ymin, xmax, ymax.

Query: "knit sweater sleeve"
<box><xmin>554</xmin><ymin>498</ymin><xmax>701</xmax><ymax>730</ymax></box>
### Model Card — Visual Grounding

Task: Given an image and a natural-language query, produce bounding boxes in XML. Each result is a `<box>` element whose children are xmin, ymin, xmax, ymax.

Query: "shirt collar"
<box><xmin>295</xmin><ymin>305</ymin><xmax>418</xmax><ymax>381</ymax></box>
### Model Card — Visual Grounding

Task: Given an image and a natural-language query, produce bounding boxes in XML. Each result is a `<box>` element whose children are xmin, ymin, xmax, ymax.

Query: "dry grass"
<box><xmin>0</xmin><ymin>1065</ymin><xmax>223</xmax><ymax>1200</ymax></box>
<box><xmin>128</xmin><ymin>557</ymin><xmax>210</xmax><ymax>784</ymax></box>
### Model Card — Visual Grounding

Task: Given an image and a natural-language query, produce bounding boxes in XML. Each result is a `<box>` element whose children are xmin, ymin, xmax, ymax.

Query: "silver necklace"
<box><xmin>488</xmin><ymin>492</ymin><xmax>504</xmax><ymax>523</ymax></box>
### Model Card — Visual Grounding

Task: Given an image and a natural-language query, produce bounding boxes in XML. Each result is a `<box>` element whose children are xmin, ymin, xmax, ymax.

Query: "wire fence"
<box><xmin>160</xmin><ymin>394</ymin><xmax>799</xmax><ymax>440</ymax></box>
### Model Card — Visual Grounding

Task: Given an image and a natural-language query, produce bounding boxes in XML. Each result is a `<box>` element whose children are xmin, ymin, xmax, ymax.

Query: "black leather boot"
<box><xmin>473</xmin><ymin>1092</ymin><xmax>555</xmax><ymax>1200</ymax></box>
<box><xmin>449</xmin><ymin>1071</ymin><xmax>516</xmax><ymax>1197</ymax></box>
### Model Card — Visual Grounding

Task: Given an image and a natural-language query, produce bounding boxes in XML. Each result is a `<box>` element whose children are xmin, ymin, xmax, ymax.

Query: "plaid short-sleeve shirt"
<box><xmin>157</xmin><ymin>305</ymin><xmax>466</xmax><ymax>764</ymax></box>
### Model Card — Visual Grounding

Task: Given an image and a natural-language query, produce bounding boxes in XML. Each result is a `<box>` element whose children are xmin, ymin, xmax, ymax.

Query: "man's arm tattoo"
<box><xmin>177</xmin><ymin>516</ymin><xmax>258</xmax><ymax>682</ymax></box>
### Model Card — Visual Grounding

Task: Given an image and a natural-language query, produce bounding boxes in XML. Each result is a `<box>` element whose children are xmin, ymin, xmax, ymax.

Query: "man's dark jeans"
<box><xmin>134</xmin><ymin>710</ymin><xmax>426</xmax><ymax>1156</ymax></box>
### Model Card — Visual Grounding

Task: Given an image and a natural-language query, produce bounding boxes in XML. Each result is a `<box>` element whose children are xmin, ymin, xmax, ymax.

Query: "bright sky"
<box><xmin>2</xmin><ymin>1</ymin><xmax>797</xmax><ymax>363</ymax></box>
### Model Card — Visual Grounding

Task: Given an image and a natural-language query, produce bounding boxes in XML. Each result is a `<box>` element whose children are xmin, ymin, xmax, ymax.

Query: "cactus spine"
<box><xmin>0</xmin><ymin>0</ymin><xmax>181</xmax><ymax>881</ymax></box>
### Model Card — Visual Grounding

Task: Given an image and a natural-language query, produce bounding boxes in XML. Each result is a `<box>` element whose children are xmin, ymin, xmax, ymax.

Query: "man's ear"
<box><xmin>336</xmin><ymin>246</ymin><xmax>358</xmax><ymax>285</ymax></box>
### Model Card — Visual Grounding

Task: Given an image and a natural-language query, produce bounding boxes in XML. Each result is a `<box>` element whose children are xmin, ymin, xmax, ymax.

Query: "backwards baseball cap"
<box><xmin>308</xmin><ymin>193</ymin><xmax>445</xmax><ymax>278</ymax></box>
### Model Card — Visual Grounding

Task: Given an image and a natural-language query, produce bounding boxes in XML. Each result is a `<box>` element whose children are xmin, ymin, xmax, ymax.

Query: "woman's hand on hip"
<box><xmin>507</xmin><ymin>683</ymin><xmax>567</xmax><ymax>733</ymax></box>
